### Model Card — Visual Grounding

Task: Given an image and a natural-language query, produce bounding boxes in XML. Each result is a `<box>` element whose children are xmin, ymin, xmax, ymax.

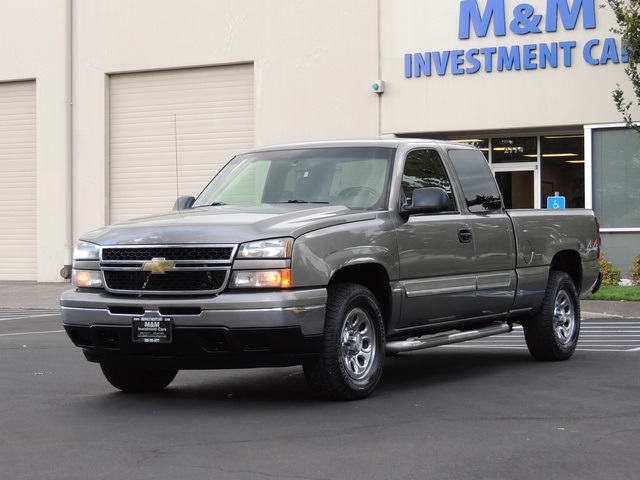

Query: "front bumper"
<box><xmin>61</xmin><ymin>288</ymin><xmax>327</xmax><ymax>369</ymax></box>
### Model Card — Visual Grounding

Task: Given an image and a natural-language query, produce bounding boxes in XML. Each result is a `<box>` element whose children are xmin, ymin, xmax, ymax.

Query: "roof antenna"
<box><xmin>173</xmin><ymin>114</ymin><xmax>187</xmax><ymax>219</ymax></box>
<box><xmin>174</xmin><ymin>114</ymin><xmax>180</xmax><ymax>201</ymax></box>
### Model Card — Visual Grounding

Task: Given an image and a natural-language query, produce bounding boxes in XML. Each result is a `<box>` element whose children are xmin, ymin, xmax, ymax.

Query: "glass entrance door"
<box><xmin>495</xmin><ymin>169</ymin><xmax>536</xmax><ymax>209</ymax></box>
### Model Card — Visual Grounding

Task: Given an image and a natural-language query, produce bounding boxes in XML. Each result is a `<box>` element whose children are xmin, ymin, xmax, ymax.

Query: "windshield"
<box><xmin>192</xmin><ymin>147</ymin><xmax>395</xmax><ymax>210</ymax></box>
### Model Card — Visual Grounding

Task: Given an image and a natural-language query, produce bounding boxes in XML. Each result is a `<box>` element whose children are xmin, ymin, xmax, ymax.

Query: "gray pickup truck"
<box><xmin>61</xmin><ymin>139</ymin><xmax>602</xmax><ymax>400</ymax></box>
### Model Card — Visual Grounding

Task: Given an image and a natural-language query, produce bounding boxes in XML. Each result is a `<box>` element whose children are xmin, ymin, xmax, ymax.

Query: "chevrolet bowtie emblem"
<box><xmin>142</xmin><ymin>257</ymin><xmax>176</xmax><ymax>275</ymax></box>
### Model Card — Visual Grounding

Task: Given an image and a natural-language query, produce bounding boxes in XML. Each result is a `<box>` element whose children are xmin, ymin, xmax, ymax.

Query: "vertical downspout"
<box><xmin>62</xmin><ymin>0</ymin><xmax>73</xmax><ymax>276</ymax></box>
<box><xmin>376</xmin><ymin>0</ymin><xmax>383</xmax><ymax>138</ymax></box>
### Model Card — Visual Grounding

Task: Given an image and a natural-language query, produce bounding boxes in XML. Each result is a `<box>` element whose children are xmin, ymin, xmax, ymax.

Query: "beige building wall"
<box><xmin>380</xmin><ymin>0</ymin><xmax>636</xmax><ymax>134</ymax></box>
<box><xmin>1</xmin><ymin>0</ymin><xmax>381</xmax><ymax>281</ymax></box>
<box><xmin>0</xmin><ymin>0</ymin><xmax>71</xmax><ymax>281</ymax></box>
<box><xmin>0</xmin><ymin>0</ymin><xmax>636</xmax><ymax>281</ymax></box>
<box><xmin>71</xmin><ymin>0</ymin><xmax>381</xmax><ymax>247</ymax></box>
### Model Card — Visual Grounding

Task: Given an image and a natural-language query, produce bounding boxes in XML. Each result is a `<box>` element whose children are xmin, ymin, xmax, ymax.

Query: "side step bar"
<box><xmin>386</xmin><ymin>322</ymin><xmax>512</xmax><ymax>354</ymax></box>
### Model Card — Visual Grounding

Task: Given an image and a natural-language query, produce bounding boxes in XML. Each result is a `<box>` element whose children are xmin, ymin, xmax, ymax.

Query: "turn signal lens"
<box><xmin>231</xmin><ymin>269</ymin><xmax>292</xmax><ymax>289</ymax></box>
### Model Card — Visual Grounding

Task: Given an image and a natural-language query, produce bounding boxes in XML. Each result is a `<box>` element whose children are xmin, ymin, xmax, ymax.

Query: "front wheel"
<box><xmin>303</xmin><ymin>283</ymin><xmax>385</xmax><ymax>401</ymax></box>
<box><xmin>100</xmin><ymin>363</ymin><xmax>178</xmax><ymax>392</ymax></box>
<box><xmin>523</xmin><ymin>271</ymin><xmax>580</xmax><ymax>361</ymax></box>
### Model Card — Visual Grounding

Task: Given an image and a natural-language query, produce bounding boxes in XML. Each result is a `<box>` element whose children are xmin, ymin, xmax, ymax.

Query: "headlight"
<box><xmin>73</xmin><ymin>241</ymin><xmax>100</xmax><ymax>261</ymax></box>
<box><xmin>72</xmin><ymin>241</ymin><xmax>102</xmax><ymax>288</ymax></box>
<box><xmin>72</xmin><ymin>270</ymin><xmax>104</xmax><ymax>288</ymax></box>
<box><xmin>231</xmin><ymin>269</ymin><xmax>291</xmax><ymax>289</ymax></box>
<box><xmin>237</xmin><ymin>238</ymin><xmax>293</xmax><ymax>259</ymax></box>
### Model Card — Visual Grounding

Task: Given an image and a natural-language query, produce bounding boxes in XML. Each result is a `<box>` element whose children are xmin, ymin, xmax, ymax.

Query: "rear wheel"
<box><xmin>303</xmin><ymin>283</ymin><xmax>385</xmax><ymax>400</ymax></box>
<box><xmin>100</xmin><ymin>363</ymin><xmax>178</xmax><ymax>392</ymax></box>
<box><xmin>523</xmin><ymin>271</ymin><xmax>580</xmax><ymax>361</ymax></box>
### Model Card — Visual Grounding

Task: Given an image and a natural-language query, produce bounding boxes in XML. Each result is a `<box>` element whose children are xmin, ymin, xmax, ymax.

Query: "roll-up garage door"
<box><xmin>109</xmin><ymin>64</ymin><xmax>254</xmax><ymax>224</ymax></box>
<box><xmin>0</xmin><ymin>81</ymin><xmax>36</xmax><ymax>280</ymax></box>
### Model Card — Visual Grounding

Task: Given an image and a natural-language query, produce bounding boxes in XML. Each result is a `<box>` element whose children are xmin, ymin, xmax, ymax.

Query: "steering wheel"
<box><xmin>339</xmin><ymin>187</ymin><xmax>379</xmax><ymax>198</ymax></box>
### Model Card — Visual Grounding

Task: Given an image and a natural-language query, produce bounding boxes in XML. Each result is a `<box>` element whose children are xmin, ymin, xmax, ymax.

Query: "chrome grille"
<box><xmin>102</xmin><ymin>246</ymin><xmax>234</xmax><ymax>262</ymax></box>
<box><xmin>100</xmin><ymin>244</ymin><xmax>235</xmax><ymax>295</ymax></box>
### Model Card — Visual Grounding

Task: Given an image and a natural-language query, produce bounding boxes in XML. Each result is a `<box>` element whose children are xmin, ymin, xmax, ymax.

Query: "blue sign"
<box><xmin>547</xmin><ymin>196</ymin><xmax>566</xmax><ymax>209</ymax></box>
<box><xmin>403</xmin><ymin>0</ymin><xmax>630</xmax><ymax>78</ymax></box>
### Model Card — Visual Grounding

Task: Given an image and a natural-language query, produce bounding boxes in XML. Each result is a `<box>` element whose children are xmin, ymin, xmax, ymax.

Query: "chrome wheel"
<box><xmin>553</xmin><ymin>290</ymin><xmax>576</xmax><ymax>346</ymax></box>
<box><xmin>341</xmin><ymin>307</ymin><xmax>376</xmax><ymax>381</ymax></box>
<box><xmin>303</xmin><ymin>283</ymin><xmax>385</xmax><ymax>400</ymax></box>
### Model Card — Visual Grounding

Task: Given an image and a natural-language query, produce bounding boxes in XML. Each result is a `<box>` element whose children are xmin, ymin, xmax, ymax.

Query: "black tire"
<box><xmin>523</xmin><ymin>271</ymin><xmax>580</xmax><ymax>361</ymax></box>
<box><xmin>303</xmin><ymin>283</ymin><xmax>385</xmax><ymax>401</ymax></box>
<box><xmin>100</xmin><ymin>363</ymin><xmax>178</xmax><ymax>392</ymax></box>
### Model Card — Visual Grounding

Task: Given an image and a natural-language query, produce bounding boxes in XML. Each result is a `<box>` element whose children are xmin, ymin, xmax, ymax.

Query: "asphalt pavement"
<box><xmin>0</xmin><ymin>280</ymin><xmax>639</xmax><ymax>318</ymax></box>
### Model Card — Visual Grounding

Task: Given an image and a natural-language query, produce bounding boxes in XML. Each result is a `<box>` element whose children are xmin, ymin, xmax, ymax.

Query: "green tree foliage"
<box><xmin>605</xmin><ymin>1</ymin><xmax>640</xmax><ymax>132</ymax></box>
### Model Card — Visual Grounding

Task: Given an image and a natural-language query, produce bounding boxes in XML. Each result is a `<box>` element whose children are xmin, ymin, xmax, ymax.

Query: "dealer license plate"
<box><xmin>132</xmin><ymin>316</ymin><xmax>172</xmax><ymax>344</ymax></box>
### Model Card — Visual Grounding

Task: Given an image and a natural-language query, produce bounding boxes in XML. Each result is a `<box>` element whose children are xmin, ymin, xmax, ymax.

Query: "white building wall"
<box><xmin>380</xmin><ymin>0</ymin><xmax>637</xmax><ymax>134</ymax></box>
<box><xmin>0</xmin><ymin>0</ymin><xmax>636</xmax><ymax>281</ymax></box>
<box><xmin>0</xmin><ymin>0</ymin><xmax>71</xmax><ymax>281</ymax></box>
<box><xmin>71</xmin><ymin>0</ymin><xmax>381</xmax><ymax>246</ymax></box>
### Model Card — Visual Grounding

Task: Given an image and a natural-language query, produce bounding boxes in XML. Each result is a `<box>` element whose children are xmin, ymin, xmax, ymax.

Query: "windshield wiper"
<box><xmin>193</xmin><ymin>202</ymin><xmax>226</xmax><ymax>208</ymax></box>
<box><xmin>281</xmin><ymin>199</ymin><xmax>329</xmax><ymax>204</ymax></box>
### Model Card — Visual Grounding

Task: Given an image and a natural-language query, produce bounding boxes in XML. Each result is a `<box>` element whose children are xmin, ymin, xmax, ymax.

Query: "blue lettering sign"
<box><xmin>402</xmin><ymin>1</ymin><xmax>627</xmax><ymax>79</ymax></box>
<box><xmin>546</xmin><ymin>0</ymin><xmax>596</xmax><ymax>32</ymax></box>
<box><xmin>583</xmin><ymin>37</ymin><xmax>628</xmax><ymax>65</ymax></box>
<box><xmin>559</xmin><ymin>41</ymin><xmax>576</xmax><ymax>67</ymax></box>
<box><xmin>459</xmin><ymin>0</ymin><xmax>597</xmax><ymax>39</ymax></box>
<box><xmin>539</xmin><ymin>42</ymin><xmax>558</xmax><ymax>68</ymax></box>
<box><xmin>459</xmin><ymin>0</ymin><xmax>507</xmax><ymax>39</ymax></box>
<box><xmin>497</xmin><ymin>45</ymin><xmax>522</xmax><ymax>71</ymax></box>
<box><xmin>523</xmin><ymin>44</ymin><xmax>538</xmax><ymax>69</ymax></box>
<box><xmin>465</xmin><ymin>49</ymin><xmax>482</xmax><ymax>73</ymax></box>
<box><xmin>511</xmin><ymin>4</ymin><xmax>543</xmax><ymax>35</ymax></box>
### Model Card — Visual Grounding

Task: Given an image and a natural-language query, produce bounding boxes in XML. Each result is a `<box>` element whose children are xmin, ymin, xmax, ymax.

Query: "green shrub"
<box><xmin>600</xmin><ymin>252</ymin><xmax>621</xmax><ymax>286</ymax></box>
<box><xmin>628</xmin><ymin>252</ymin><xmax>640</xmax><ymax>286</ymax></box>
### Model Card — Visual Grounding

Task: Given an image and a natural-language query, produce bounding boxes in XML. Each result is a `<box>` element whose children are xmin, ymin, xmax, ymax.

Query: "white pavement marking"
<box><xmin>0</xmin><ymin>314</ymin><xmax>59</xmax><ymax>322</ymax></box>
<box><xmin>0</xmin><ymin>330</ymin><xmax>65</xmax><ymax>337</ymax></box>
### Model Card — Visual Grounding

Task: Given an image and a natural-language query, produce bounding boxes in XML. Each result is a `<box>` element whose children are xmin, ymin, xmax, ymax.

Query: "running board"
<box><xmin>386</xmin><ymin>322</ymin><xmax>512</xmax><ymax>354</ymax></box>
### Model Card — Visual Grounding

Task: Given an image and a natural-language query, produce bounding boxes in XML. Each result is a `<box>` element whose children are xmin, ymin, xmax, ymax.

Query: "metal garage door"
<box><xmin>109</xmin><ymin>64</ymin><xmax>254</xmax><ymax>224</ymax></box>
<box><xmin>0</xmin><ymin>81</ymin><xmax>36</xmax><ymax>280</ymax></box>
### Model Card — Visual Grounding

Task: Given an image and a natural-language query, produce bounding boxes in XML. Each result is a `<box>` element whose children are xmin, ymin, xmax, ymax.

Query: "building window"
<box><xmin>541</xmin><ymin>135</ymin><xmax>585</xmax><ymax>208</ymax></box>
<box><xmin>592</xmin><ymin>127</ymin><xmax>640</xmax><ymax>229</ymax></box>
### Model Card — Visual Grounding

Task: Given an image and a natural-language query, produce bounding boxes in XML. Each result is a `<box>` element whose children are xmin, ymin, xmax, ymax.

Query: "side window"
<box><xmin>447</xmin><ymin>149</ymin><xmax>502</xmax><ymax>213</ymax></box>
<box><xmin>402</xmin><ymin>149</ymin><xmax>456</xmax><ymax>211</ymax></box>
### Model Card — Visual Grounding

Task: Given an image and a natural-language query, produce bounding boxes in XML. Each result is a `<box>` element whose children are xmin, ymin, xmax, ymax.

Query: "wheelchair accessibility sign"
<box><xmin>547</xmin><ymin>195</ymin><xmax>566</xmax><ymax>209</ymax></box>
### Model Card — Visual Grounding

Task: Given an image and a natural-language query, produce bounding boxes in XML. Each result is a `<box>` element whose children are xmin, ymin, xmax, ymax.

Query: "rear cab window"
<box><xmin>447</xmin><ymin>149</ymin><xmax>503</xmax><ymax>213</ymax></box>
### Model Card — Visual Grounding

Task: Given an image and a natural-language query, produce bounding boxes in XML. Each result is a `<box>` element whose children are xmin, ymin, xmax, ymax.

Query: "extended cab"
<box><xmin>61</xmin><ymin>140</ymin><xmax>601</xmax><ymax>400</ymax></box>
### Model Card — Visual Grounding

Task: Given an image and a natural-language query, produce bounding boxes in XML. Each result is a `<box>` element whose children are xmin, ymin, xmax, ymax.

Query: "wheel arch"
<box><xmin>550</xmin><ymin>250</ymin><xmax>582</xmax><ymax>291</ymax></box>
<box><xmin>329</xmin><ymin>263</ymin><xmax>391</xmax><ymax>331</ymax></box>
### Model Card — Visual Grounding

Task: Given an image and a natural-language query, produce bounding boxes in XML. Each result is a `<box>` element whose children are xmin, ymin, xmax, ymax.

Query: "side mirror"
<box><xmin>173</xmin><ymin>195</ymin><xmax>195</xmax><ymax>211</ymax></box>
<box><xmin>400</xmin><ymin>187</ymin><xmax>450</xmax><ymax>217</ymax></box>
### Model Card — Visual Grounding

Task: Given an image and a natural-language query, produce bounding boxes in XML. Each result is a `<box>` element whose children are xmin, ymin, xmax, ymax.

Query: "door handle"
<box><xmin>458</xmin><ymin>228</ymin><xmax>472</xmax><ymax>243</ymax></box>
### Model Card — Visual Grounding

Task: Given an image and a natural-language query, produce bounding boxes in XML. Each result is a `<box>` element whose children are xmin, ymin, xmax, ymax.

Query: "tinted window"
<box><xmin>402</xmin><ymin>149</ymin><xmax>456</xmax><ymax>211</ymax></box>
<box><xmin>448</xmin><ymin>149</ymin><xmax>502</xmax><ymax>213</ymax></box>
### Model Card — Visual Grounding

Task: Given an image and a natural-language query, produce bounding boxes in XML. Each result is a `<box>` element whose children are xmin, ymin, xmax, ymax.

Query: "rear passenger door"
<box><xmin>394</xmin><ymin>149</ymin><xmax>477</xmax><ymax>328</ymax></box>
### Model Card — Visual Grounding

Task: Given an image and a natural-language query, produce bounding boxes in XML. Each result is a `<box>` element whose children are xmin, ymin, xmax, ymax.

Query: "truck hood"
<box><xmin>81</xmin><ymin>204</ymin><xmax>377</xmax><ymax>245</ymax></box>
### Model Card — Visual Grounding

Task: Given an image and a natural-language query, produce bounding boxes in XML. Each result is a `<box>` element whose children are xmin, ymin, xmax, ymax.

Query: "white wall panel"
<box><xmin>109</xmin><ymin>65</ymin><xmax>254</xmax><ymax>224</ymax></box>
<box><xmin>0</xmin><ymin>81</ymin><xmax>37</xmax><ymax>280</ymax></box>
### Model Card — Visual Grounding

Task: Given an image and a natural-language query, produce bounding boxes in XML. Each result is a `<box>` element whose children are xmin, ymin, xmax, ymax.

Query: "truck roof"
<box><xmin>239</xmin><ymin>138</ymin><xmax>477</xmax><ymax>155</ymax></box>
